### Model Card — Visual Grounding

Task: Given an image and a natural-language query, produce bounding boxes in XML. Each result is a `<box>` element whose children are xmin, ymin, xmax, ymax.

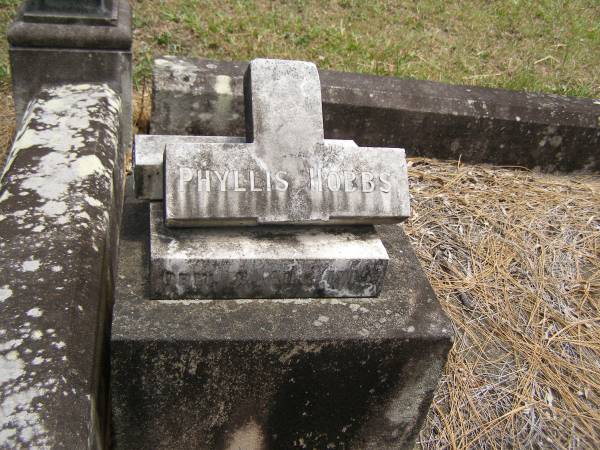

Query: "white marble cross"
<box><xmin>157</xmin><ymin>58</ymin><xmax>410</xmax><ymax>227</ymax></box>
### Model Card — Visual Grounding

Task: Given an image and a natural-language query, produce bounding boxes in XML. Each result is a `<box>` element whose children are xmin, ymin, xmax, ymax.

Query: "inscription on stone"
<box><xmin>177</xmin><ymin>167</ymin><xmax>392</xmax><ymax>193</ymax></box>
<box><xmin>164</xmin><ymin>59</ymin><xmax>410</xmax><ymax>227</ymax></box>
<box><xmin>134</xmin><ymin>135</ymin><xmax>245</xmax><ymax>200</ymax></box>
<box><xmin>149</xmin><ymin>203</ymin><xmax>389</xmax><ymax>299</ymax></box>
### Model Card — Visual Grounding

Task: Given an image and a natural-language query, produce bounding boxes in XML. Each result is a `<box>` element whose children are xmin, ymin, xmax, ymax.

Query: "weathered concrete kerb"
<box><xmin>0</xmin><ymin>83</ymin><xmax>123</xmax><ymax>449</ymax></box>
<box><xmin>152</xmin><ymin>56</ymin><xmax>600</xmax><ymax>173</ymax></box>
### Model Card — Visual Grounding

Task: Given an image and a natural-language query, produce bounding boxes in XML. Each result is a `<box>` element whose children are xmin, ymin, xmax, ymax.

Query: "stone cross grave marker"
<box><xmin>164</xmin><ymin>58</ymin><xmax>410</xmax><ymax>227</ymax></box>
<box><xmin>135</xmin><ymin>58</ymin><xmax>411</xmax><ymax>299</ymax></box>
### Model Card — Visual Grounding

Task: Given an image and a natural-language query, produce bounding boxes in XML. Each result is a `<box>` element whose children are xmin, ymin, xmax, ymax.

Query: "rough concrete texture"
<box><xmin>164</xmin><ymin>59</ymin><xmax>410</xmax><ymax>226</ymax></box>
<box><xmin>111</xmin><ymin>180</ymin><xmax>453</xmax><ymax>449</ymax></box>
<box><xmin>134</xmin><ymin>134</ymin><xmax>245</xmax><ymax>200</ymax></box>
<box><xmin>152</xmin><ymin>56</ymin><xmax>600</xmax><ymax>172</ymax></box>
<box><xmin>9</xmin><ymin>0</ymin><xmax>132</xmax><ymax>152</ymax></box>
<box><xmin>0</xmin><ymin>84</ymin><xmax>123</xmax><ymax>449</ymax></box>
<box><xmin>150</xmin><ymin>203</ymin><xmax>388</xmax><ymax>299</ymax></box>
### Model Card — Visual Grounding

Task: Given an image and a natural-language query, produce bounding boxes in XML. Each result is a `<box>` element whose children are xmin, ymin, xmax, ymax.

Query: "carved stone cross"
<box><xmin>162</xmin><ymin>59</ymin><xmax>410</xmax><ymax>227</ymax></box>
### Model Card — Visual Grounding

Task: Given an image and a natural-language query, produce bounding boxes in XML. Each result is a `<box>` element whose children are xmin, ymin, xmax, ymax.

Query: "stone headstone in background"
<box><xmin>22</xmin><ymin>0</ymin><xmax>117</xmax><ymax>24</ymax></box>
<box><xmin>8</xmin><ymin>0</ymin><xmax>132</xmax><ymax>152</ymax></box>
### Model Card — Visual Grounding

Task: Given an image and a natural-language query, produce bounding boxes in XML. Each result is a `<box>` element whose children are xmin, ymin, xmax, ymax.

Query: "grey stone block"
<box><xmin>150</xmin><ymin>203</ymin><xmax>388</xmax><ymax>299</ymax></box>
<box><xmin>111</xmin><ymin>180</ymin><xmax>453</xmax><ymax>450</ymax></box>
<box><xmin>9</xmin><ymin>0</ymin><xmax>130</xmax><ymax>48</ymax></box>
<box><xmin>21</xmin><ymin>0</ymin><xmax>119</xmax><ymax>26</ymax></box>
<box><xmin>0</xmin><ymin>84</ymin><xmax>123</xmax><ymax>449</ymax></box>
<box><xmin>151</xmin><ymin>56</ymin><xmax>600</xmax><ymax>172</ymax></box>
<box><xmin>8</xmin><ymin>0</ymin><xmax>132</xmax><ymax>153</ymax></box>
<box><xmin>163</xmin><ymin>59</ymin><xmax>410</xmax><ymax>227</ymax></box>
<box><xmin>134</xmin><ymin>134</ymin><xmax>244</xmax><ymax>200</ymax></box>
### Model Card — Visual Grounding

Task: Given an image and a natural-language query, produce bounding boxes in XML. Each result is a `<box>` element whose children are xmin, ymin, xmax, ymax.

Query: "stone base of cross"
<box><xmin>135</xmin><ymin>58</ymin><xmax>410</xmax><ymax>299</ymax></box>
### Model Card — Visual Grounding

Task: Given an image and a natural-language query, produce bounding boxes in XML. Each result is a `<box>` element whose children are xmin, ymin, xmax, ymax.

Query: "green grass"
<box><xmin>0</xmin><ymin>0</ymin><xmax>598</xmax><ymax>97</ymax></box>
<box><xmin>0</xmin><ymin>0</ymin><xmax>21</xmax><ymax>88</ymax></box>
<box><xmin>131</xmin><ymin>0</ymin><xmax>600</xmax><ymax>97</ymax></box>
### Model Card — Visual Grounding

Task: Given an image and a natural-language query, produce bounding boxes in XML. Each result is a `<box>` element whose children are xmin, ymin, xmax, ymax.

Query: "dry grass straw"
<box><xmin>407</xmin><ymin>158</ymin><xmax>600</xmax><ymax>448</ymax></box>
<box><xmin>133</xmin><ymin>78</ymin><xmax>152</xmax><ymax>136</ymax></box>
<box><xmin>0</xmin><ymin>91</ymin><xmax>14</xmax><ymax>169</ymax></box>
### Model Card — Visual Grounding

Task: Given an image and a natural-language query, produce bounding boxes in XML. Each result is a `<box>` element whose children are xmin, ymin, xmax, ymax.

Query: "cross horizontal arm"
<box><xmin>164</xmin><ymin>140</ymin><xmax>409</xmax><ymax>227</ymax></box>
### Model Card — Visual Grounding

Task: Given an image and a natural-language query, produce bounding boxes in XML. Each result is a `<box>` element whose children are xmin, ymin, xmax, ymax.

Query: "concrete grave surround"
<box><xmin>163</xmin><ymin>59</ymin><xmax>410</xmax><ymax>227</ymax></box>
<box><xmin>151</xmin><ymin>56</ymin><xmax>600</xmax><ymax>173</ymax></box>
<box><xmin>111</xmin><ymin>182</ymin><xmax>454</xmax><ymax>450</ymax></box>
<box><xmin>0</xmin><ymin>84</ymin><xmax>123</xmax><ymax>449</ymax></box>
<box><xmin>150</xmin><ymin>203</ymin><xmax>389</xmax><ymax>299</ymax></box>
<box><xmin>113</xmin><ymin>56</ymin><xmax>452</xmax><ymax>448</ymax></box>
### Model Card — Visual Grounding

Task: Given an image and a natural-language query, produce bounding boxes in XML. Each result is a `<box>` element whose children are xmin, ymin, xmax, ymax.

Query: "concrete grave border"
<box><xmin>111</xmin><ymin>180</ymin><xmax>453</xmax><ymax>449</ymax></box>
<box><xmin>151</xmin><ymin>56</ymin><xmax>600</xmax><ymax>173</ymax></box>
<box><xmin>0</xmin><ymin>83</ymin><xmax>124</xmax><ymax>449</ymax></box>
